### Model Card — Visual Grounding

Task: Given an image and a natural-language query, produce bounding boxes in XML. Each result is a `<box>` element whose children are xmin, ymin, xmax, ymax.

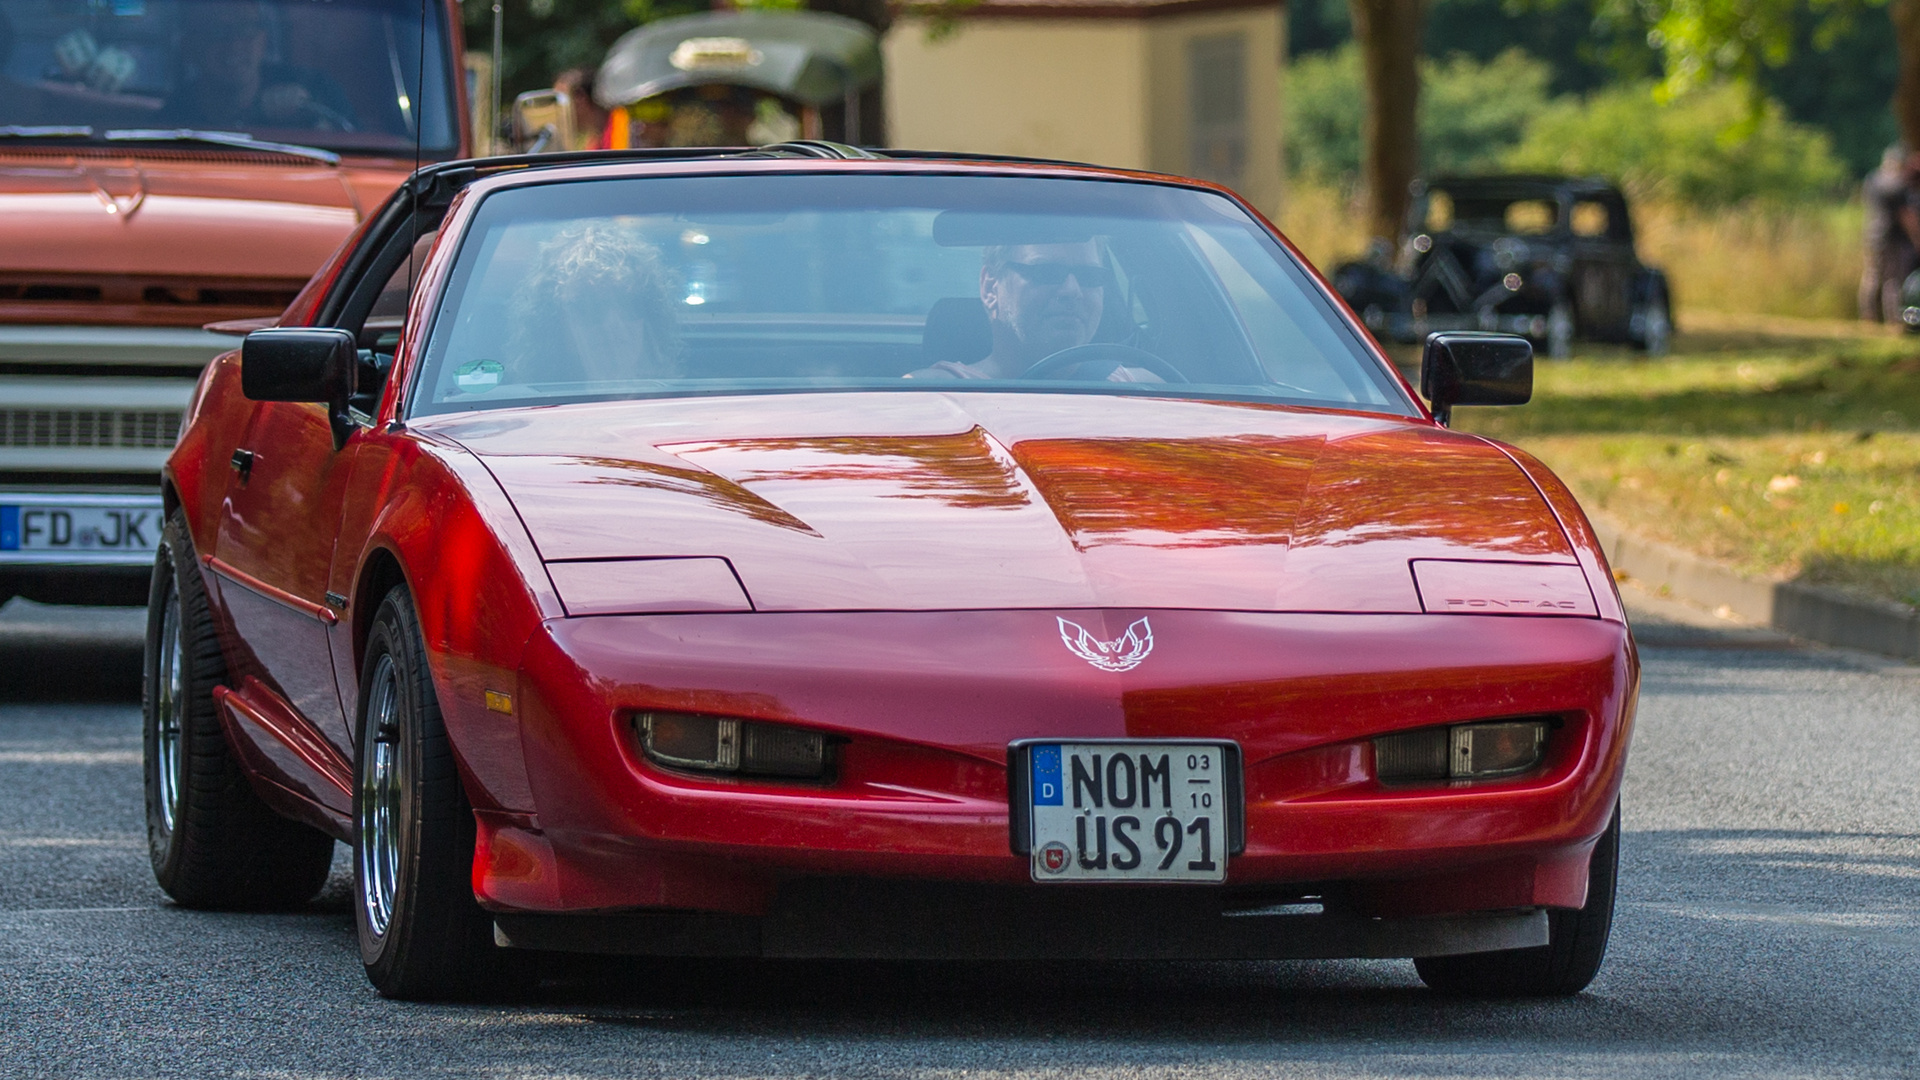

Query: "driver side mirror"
<box><xmin>241</xmin><ymin>327</ymin><xmax>359</xmax><ymax>449</ymax></box>
<box><xmin>511</xmin><ymin>88</ymin><xmax>576</xmax><ymax>154</ymax></box>
<box><xmin>1420</xmin><ymin>332</ymin><xmax>1532</xmax><ymax>426</ymax></box>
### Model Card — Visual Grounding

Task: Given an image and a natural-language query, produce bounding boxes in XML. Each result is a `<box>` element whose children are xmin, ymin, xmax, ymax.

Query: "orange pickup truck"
<box><xmin>1</xmin><ymin>0</ymin><xmax>469</xmax><ymax>602</ymax></box>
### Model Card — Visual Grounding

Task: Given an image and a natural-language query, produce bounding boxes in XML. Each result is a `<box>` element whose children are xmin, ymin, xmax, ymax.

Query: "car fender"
<box><xmin>339</xmin><ymin>432</ymin><xmax>557</xmax><ymax>813</ymax></box>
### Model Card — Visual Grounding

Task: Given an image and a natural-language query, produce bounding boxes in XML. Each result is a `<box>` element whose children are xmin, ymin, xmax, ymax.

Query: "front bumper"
<box><xmin>467</xmin><ymin>610</ymin><xmax>1635</xmax><ymax>933</ymax></box>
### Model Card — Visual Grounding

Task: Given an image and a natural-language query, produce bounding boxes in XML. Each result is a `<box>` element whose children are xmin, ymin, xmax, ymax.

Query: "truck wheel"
<box><xmin>1414</xmin><ymin>802</ymin><xmax>1620</xmax><ymax>997</ymax></box>
<box><xmin>143</xmin><ymin>509</ymin><xmax>335</xmax><ymax>909</ymax></box>
<box><xmin>353</xmin><ymin>583</ymin><xmax>511</xmax><ymax>999</ymax></box>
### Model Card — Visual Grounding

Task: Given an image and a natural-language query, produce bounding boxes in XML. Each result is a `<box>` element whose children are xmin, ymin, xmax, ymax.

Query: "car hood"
<box><xmin>432</xmin><ymin>392</ymin><xmax>1579</xmax><ymax>613</ymax></box>
<box><xmin>0</xmin><ymin>152</ymin><xmax>403</xmax><ymax>278</ymax></box>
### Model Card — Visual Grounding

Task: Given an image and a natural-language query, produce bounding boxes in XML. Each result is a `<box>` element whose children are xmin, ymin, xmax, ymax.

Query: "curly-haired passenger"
<box><xmin>508</xmin><ymin>220</ymin><xmax>681</xmax><ymax>385</ymax></box>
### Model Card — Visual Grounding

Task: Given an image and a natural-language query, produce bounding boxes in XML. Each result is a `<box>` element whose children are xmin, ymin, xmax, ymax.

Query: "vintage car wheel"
<box><xmin>143</xmin><ymin>509</ymin><xmax>335</xmax><ymax>909</ymax></box>
<box><xmin>353</xmin><ymin>583</ymin><xmax>509</xmax><ymax>999</ymax></box>
<box><xmin>1414</xmin><ymin>802</ymin><xmax>1620</xmax><ymax>996</ymax></box>
<box><xmin>1634</xmin><ymin>283</ymin><xmax>1673</xmax><ymax>357</ymax></box>
<box><xmin>1546</xmin><ymin>301</ymin><xmax>1576</xmax><ymax>360</ymax></box>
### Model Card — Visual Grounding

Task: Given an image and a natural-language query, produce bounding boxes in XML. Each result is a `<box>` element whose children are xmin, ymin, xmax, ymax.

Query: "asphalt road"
<box><xmin>2</xmin><ymin>595</ymin><xmax>1917</xmax><ymax>1079</ymax></box>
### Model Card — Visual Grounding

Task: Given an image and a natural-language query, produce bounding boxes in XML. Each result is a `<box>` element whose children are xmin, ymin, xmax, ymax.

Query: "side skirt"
<box><xmin>214</xmin><ymin>676</ymin><xmax>354</xmax><ymax>841</ymax></box>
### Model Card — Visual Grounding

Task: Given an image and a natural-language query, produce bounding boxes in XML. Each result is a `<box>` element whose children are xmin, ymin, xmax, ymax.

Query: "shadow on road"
<box><xmin>0</xmin><ymin>599</ymin><xmax>144</xmax><ymax>701</ymax></box>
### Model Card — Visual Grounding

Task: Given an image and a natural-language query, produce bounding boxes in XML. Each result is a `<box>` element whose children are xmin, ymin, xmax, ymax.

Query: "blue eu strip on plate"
<box><xmin>1031</xmin><ymin>744</ymin><xmax>1062</xmax><ymax>806</ymax></box>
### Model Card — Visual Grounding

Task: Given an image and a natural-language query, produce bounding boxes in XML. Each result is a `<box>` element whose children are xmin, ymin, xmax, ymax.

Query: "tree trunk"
<box><xmin>1893</xmin><ymin>0</ymin><xmax>1920</xmax><ymax>153</ymax></box>
<box><xmin>1349</xmin><ymin>0</ymin><xmax>1424</xmax><ymax>243</ymax></box>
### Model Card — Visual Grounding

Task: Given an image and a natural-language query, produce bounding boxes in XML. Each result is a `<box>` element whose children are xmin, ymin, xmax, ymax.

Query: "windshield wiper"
<box><xmin>103</xmin><ymin>129</ymin><xmax>339</xmax><ymax>166</ymax></box>
<box><xmin>1</xmin><ymin>125</ymin><xmax>96</xmax><ymax>139</ymax></box>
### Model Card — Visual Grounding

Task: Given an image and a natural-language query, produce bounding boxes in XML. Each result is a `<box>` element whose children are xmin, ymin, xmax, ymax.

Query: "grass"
<box><xmin>1451</xmin><ymin>327</ymin><xmax>1920</xmax><ymax>607</ymax></box>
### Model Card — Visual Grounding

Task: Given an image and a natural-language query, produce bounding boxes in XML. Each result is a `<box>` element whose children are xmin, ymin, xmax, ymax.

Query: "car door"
<box><xmin>211</xmin><ymin>396</ymin><xmax>357</xmax><ymax>751</ymax></box>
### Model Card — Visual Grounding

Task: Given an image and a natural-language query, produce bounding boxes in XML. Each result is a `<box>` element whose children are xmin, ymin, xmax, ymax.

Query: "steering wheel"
<box><xmin>1018</xmin><ymin>343</ymin><xmax>1190</xmax><ymax>384</ymax></box>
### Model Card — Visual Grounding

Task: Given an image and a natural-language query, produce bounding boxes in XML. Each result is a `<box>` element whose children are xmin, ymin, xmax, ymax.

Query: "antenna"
<box><xmin>403</xmin><ymin>0</ymin><xmax>427</xmax><ymax>408</ymax></box>
<box><xmin>492</xmin><ymin>0</ymin><xmax>504</xmax><ymax>154</ymax></box>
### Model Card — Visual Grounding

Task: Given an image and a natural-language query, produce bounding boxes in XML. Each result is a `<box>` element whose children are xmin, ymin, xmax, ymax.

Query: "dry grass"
<box><xmin>1274</xmin><ymin>180</ymin><xmax>1869</xmax><ymax>322</ymax></box>
<box><xmin>1275</xmin><ymin>181</ymin><xmax>1369</xmax><ymax>272</ymax></box>
<box><xmin>1635</xmin><ymin>200</ymin><xmax>1865</xmax><ymax>321</ymax></box>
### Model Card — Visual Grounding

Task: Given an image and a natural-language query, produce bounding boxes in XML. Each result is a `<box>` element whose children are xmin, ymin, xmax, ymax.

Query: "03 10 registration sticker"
<box><xmin>1013</xmin><ymin>740</ymin><xmax>1243</xmax><ymax>883</ymax></box>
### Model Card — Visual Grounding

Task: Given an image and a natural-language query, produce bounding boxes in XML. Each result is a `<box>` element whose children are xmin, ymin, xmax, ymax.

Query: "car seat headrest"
<box><xmin>922</xmin><ymin>297</ymin><xmax>992</xmax><ymax>368</ymax></box>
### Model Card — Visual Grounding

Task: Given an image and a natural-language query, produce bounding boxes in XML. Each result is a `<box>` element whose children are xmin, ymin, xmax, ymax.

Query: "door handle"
<box><xmin>230</xmin><ymin>448</ymin><xmax>254</xmax><ymax>483</ymax></box>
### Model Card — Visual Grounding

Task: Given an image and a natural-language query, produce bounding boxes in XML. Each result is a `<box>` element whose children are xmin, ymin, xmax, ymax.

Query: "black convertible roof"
<box><xmin>398</xmin><ymin>141</ymin><xmax>1097</xmax><ymax>211</ymax></box>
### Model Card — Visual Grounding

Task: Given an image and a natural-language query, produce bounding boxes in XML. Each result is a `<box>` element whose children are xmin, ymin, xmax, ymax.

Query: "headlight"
<box><xmin>635</xmin><ymin>711</ymin><xmax>832</xmax><ymax>780</ymax></box>
<box><xmin>1373</xmin><ymin>719</ymin><xmax>1552</xmax><ymax>784</ymax></box>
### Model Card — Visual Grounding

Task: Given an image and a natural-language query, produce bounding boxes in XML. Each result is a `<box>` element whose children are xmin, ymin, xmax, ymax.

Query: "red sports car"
<box><xmin>144</xmin><ymin>143</ymin><xmax>1634</xmax><ymax>1001</ymax></box>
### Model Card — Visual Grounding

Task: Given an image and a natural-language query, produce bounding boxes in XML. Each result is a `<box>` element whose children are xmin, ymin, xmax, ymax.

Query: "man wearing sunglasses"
<box><xmin>909</xmin><ymin>240</ymin><xmax>1161</xmax><ymax>382</ymax></box>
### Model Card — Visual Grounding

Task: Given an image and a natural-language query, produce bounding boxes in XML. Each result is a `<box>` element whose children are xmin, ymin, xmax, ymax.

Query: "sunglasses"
<box><xmin>1004</xmin><ymin>261</ymin><xmax>1114</xmax><ymax>290</ymax></box>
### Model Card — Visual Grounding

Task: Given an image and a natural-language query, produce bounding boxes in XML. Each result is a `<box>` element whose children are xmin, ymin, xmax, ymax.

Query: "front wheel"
<box><xmin>353</xmin><ymin>583</ymin><xmax>511</xmax><ymax>999</ymax></box>
<box><xmin>1414</xmin><ymin>802</ymin><xmax>1620</xmax><ymax>997</ymax></box>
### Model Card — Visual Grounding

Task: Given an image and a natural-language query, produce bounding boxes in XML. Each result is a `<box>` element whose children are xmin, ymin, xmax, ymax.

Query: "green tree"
<box><xmin>1590</xmin><ymin>0</ymin><xmax>1920</xmax><ymax>153</ymax></box>
<box><xmin>1504</xmin><ymin>81</ymin><xmax>1848</xmax><ymax>204</ymax></box>
<box><xmin>1286</xmin><ymin>45</ymin><xmax>1555</xmax><ymax>183</ymax></box>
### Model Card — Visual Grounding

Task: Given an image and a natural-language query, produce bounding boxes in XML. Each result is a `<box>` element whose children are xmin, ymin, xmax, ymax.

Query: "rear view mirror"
<box><xmin>1420</xmin><ymin>332</ymin><xmax>1532</xmax><ymax>426</ymax></box>
<box><xmin>241</xmin><ymin>327</ymin><xmax>359</xmax><ymax>448</ymax></box>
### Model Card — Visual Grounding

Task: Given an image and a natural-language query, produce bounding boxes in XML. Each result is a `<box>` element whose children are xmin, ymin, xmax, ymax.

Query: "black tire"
<box><xmin>143</xmin><ymin>508</ymin><xmax>336</xmax><ymax>909</ymax></box>
<box><xmin>1633</xmin><ymin>281</ymin><xmax>1673</xmax><ymax>357</ymax></box>
<box><xmin>353</xmin><ymin>583</ymin><xmax>511</xmax><ymax>999</ymax></box>
<box><xmin>1414</xmin><ymin>802</ymin><xmax>1620</xmax><ymax>997</ymax></box>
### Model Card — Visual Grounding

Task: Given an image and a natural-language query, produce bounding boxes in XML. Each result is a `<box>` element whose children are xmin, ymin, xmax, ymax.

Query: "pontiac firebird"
<box><xmin>143</xmin><ymin>144</ymin><xmax>1635</xmax><ymax>1000</ymax></box>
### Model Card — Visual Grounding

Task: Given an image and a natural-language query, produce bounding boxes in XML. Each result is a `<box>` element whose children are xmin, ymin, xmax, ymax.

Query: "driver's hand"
<box><xmin>1107</xmin><ymin>366</ymin><xmax>1165</xmax><ymax>383</ymax></box>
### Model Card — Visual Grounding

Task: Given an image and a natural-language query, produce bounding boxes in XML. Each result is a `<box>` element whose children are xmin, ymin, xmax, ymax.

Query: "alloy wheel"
<box><xmin>152</xmin><ymin>584</ymin><xmax>185</xmax><ymax>834</ymax></box>
<box><xmin>357</xmin><ymin>652</ymin><xmax>404</xmax><ymax>941</ymax></box>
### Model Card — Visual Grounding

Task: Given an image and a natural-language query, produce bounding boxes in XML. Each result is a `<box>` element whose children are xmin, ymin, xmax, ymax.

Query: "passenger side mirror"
<box><xmin>1420</xmin><ymin>332</ymin><xmax>1532</xmax><ymax>426</ymax></box>
<box><xmin>511</xmin><ymin>88</ymin><xmax>576</xmax><ymax>154</ymax></box>
<box><xmin>241</xmin><ymin>327</ymin><xmax>359</xmax><ymax>449</ymax></box>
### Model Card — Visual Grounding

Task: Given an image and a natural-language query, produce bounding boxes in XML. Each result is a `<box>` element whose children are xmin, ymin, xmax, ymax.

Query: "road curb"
<box><xmin>1589</xmin><ymin>516</ymin><xmax>1920</xmax><ymax>661</ymax></box>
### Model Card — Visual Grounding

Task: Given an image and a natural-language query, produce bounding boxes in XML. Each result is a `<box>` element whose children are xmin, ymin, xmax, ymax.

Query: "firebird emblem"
<box><xmin>1057</xmin><ymin>616</ymin><xmax>1154</xmax><ymax>672</ymax></box>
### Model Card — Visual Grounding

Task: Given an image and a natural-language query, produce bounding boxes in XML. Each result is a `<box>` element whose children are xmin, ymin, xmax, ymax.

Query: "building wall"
<box><xmin>1144</xmin><ymin>7</ymin><xmax>1283</xmax><ymax>215</ymax></box>
<box><xmin>884</xmin><ymin>19</ymin><xmax>1152</xmax><ymax>172</ymax></box>
<box><xmin>884</xmin><ymin>5</ymin><xmax>1283</xmax><ymax>215</ymax></box>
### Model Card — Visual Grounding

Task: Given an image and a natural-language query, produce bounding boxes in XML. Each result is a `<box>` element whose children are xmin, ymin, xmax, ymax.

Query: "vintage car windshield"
<box><xmin>412</xmin><ymin>174</ymin><xmax>1411</xmax><ymax>415</ymax></box>
<box><xmin>0</xmin><ymin>0</ymin><xmax>457</xmax><ymax>155</ymax></box>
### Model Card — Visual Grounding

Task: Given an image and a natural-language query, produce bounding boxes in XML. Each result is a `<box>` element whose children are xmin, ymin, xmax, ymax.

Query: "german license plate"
<box><xmin>0</xmin><ymin>495</ymin><xmax>161</xmax><ymax>564</ymax></box>
<box><xmin>1013</xmin><ymin>740</ymin><xmax>1242</xmax><ymax>883</ymax></box>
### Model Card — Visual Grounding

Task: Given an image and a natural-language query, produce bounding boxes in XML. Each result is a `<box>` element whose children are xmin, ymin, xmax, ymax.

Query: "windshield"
<box><xmin>413</xmin><ymin>174</ymin><xmax>1411</xmax><ymax>416</ymax></box>
<box><xmin>0</xmin><ymin>0</ymin><xmax>457</xmax><ymax>155</ymax></box>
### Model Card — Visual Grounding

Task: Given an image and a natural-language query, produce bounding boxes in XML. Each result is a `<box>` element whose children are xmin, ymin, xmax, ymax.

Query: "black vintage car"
<box><xmin>1334</xmin><ymin>175</ymin><xmax>1673</xmax><ymax>357</ymax></box>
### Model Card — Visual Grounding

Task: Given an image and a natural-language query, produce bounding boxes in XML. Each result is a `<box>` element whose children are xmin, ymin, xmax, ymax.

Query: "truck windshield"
<box><xmin>0</xmin><ymin>0</ymin><xmax>457</xmax><ymax>155</ymax></box>
<box><xmin>415</xmin><ymin>174</ymin><xmax>1412</xmax><ymax>416</ymax></box>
